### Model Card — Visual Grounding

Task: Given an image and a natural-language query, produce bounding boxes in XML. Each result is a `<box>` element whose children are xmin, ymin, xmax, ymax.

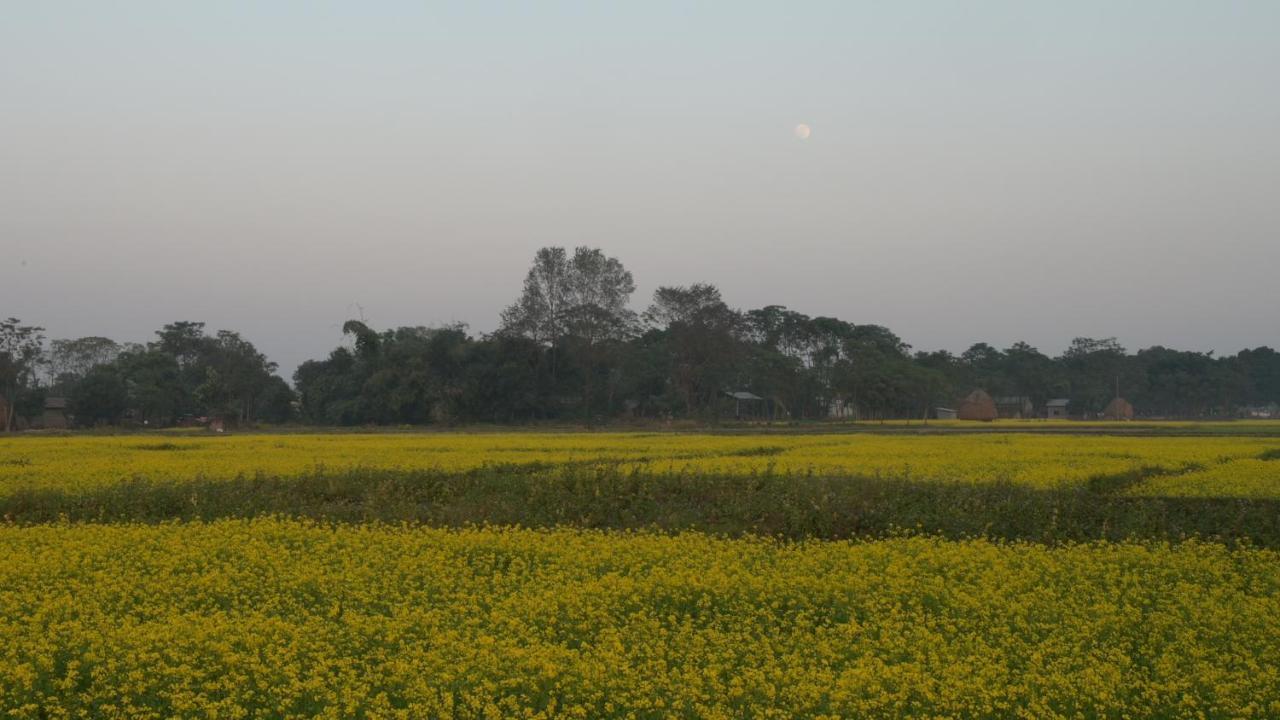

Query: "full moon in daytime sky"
<box><xmin>794</xmin><ymin>123</ymin><xmax>811</xmax><ymax>140</ymax></box>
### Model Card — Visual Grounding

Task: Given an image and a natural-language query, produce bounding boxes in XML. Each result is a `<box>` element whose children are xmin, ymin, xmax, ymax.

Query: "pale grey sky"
<box><xmin>3</xmin><ymin>1</ymin><xmax>1278</xmax><ymax>377</ymax></box>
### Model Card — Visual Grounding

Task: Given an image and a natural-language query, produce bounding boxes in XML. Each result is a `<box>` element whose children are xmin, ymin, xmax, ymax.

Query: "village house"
<box><xmin>1240</xmin><ymin>403</ymin><xmax>1280</xmax><ymax>419</ymax></box>
<box><xmin>827</xmin><ymin>397</ymin><xmax>855</xmax><ymax>419</ymax></box>
<box><xmin>1046</xmin><ymin>398</ymin><xmax>1070</xmax><ymax>420</ymax></box>
<box><xmin>994</xmin><ymin>396</ymin><xmax>1034</xmax><ymax>419</ymax></box>
<box><xmin>41</xmin><ymin>397</ymin><xmax>71</xmax><ymax>429</ymax></box>
<box><xmin>0</xmin><ymin>396</ymin><xmax>72</xmax><ymax>430</ymax></box>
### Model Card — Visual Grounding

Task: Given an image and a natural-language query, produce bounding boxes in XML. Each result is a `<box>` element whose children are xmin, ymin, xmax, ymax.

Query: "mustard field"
<box><xmin>3</xmin><ymin>520</ymin><xmax>1279</xmax><ymax>719</ymax></box>
<box><xmin>3</xmin><ymin>428</ymin><xmax>1280</xmax><ymax>717</ymax></box>
<box><xmin>2</xmin><ymin>430</ymin><xmax>1278</xmax><ymax>497</ymax></box>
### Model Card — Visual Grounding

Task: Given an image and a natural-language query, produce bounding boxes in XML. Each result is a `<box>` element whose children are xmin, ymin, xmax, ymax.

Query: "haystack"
<box><xmin>957</xmin><ymin>389</ymin><xmax>997</xmax><ymax>422</ymax></box>
<box><xmin>1102</xmin><ymin>397</ymin><xmax>1134</xmax><ymax>421</ymax></box>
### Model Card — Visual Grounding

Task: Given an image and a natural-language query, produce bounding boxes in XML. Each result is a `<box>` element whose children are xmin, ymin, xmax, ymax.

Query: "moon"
<box><xmin>794</xmin><ymin>123</ymin><xmax>811</xmax><ymax>140</ymax></box>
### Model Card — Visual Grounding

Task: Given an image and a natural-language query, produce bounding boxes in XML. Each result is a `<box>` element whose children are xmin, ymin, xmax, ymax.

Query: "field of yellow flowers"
<box><xmin>3</xmin><ymin>428</ymin><xmax>1280</xmax><ymax>717</ymax></box>
<box><xmin>3</xmin><ymin>519</ymin><xmax>1279</xmax><ymax>719</ymax></box>
<box><xmin>2</xmin><ymin>430</ymin><xmax>1278</xmax><ymax>497</ymax></box>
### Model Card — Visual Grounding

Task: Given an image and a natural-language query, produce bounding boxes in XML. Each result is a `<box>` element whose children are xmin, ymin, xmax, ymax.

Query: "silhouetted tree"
<box><xmin>0</xmin><ymin>318</ymin><xmax>45</xmax><ymax>431</ymax></box>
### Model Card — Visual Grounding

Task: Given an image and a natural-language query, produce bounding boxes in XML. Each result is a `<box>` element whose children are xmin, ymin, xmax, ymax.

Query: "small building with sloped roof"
<box><xmin>1046</xmin><ymin>398</ymin><xmax>1070</xmax><ymax>420</ymax></box>
<box><xmin>994</xmin><ymin>396</ymin><xmax>1034</xmax><ymax>419</ymax></box>
<box><xmin>724</xmin><ymin>390</ymin><xmax>765</xmax><ymax>420</ymax></box>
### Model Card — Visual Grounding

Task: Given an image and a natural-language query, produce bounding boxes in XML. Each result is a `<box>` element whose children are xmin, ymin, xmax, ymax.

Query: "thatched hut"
<box><xmin>957</xmin><ymin>389</ymin><xmax>998</xmax><ymax>422</ymax></box>
<box><xmin>1102</xmin><ymin>397</ymin><xmax>1135</xmax><ymax>421</ymax></box>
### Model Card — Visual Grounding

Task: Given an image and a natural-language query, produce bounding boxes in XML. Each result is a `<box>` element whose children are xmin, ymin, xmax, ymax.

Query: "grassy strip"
<box><xmin>13</xmin><ymin>420</ymin><xmax>1280</xmax><ymax>439</ymax></box>
<box><xmin>4</xmin><ymin>465</ymin><xmax>1279</xmax><ymax>547</ymax></box>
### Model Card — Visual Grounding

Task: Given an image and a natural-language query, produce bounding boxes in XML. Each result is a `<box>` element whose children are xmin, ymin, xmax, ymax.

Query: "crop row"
<box><xmin>2</xmin><ymin>432</ymin><xmax>1277</xmax><ymax>497</ymax></box>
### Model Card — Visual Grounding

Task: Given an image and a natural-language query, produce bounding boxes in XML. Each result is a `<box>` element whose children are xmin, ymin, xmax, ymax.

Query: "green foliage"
<box><xmin>115</xmin><ymin>347</ymin><xmax>184</xmax><ymax>424</ymax></box>
<box><xmin>69</xmin><ymin>366</ymin><xmax>128</xmax><ymax>426</ymax></box>
<box><xmin>11</xmin><ymin>245</ymin><xmax>1280</xmax><ymax>429</ymax></box>
<box><xmin>9</xmin><ymin>320</ymin><xmax>293</xmax><ymax>429</ymax></box>
<box><xmin>293</xmin><ymin>304</ymin><xmax>1280</xmax><ymax>425</ymax></box>
<box><xmin>46</xmin><ymin>336</ymin><xmax>121</xmax><ymax>394</ymax></box>
<box><xmin>0</xmin><ymin>318</ymin><xmax>45</xmax><ymax>431</ymax></box>
<box><xmin>6</xmin><ymin>464</ymin><xmax>1280</xmax><ymax>548</ymax></box>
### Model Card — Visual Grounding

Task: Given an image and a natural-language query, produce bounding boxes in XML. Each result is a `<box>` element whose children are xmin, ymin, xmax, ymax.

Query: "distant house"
<box><xmin>994</xmin><ymin>396</ymin><xmax>1034</xmax><ymax>419</ymax></box>
<box><xmin>11</xmin><ymin>397</ymin><xmax>72</xmax><ymax>430</ymax></box>
<box><xmin>724</xmin><ymin>391</ymin><xmax>764</xmax><ymax>420</ymax></box>
<box><xmin>1102</xmin><ymin>397</ymin><xmax>1135</xmax><ymax>421</ymax></box>
<box><xmin>41</xmin><ymin>397</ymin><xmax>71</xmax><ymax>429</ymax></box>
<box><xmin>957</xmin><ymin>390</ymin><xmax>997</xmax><ymax>422</ymax></box>
<box><xmin>827</xmin><ymin>398</ymin><xmax>856</xmax><ymax>419</ymax></box>
<box><xmin>1046</xmin><ymin>398</ymin><xmax>1070</xmax><ymax>420</ymax></box>
<box><xmin>1240</xmin><ymin>403</ymin><xmax>1280</xmax><ymax>419</ymax></box>
<box><xmin>935</xmin><ymin>407</ymin><xmax>957</xmax><ymax>420</ymax></box>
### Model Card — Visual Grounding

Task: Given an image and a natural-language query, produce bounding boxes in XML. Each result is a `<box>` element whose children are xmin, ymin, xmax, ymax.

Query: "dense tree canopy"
<box><xmin>5</xmin><ymin>246</ymin><xmax>1279</xmax><ymax>428</ymax></box>
<box><xmin>6</xmin><ymin>322</ymin><xmax>289</xmax><ymax>429</ymax></box>
<box><xmin>0</xmin><ymin>318</ymin><xmax>47</xmax><ymax>431</ymax></box>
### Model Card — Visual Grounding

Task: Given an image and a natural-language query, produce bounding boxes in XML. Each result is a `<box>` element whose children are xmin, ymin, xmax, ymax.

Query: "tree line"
<box><xmin>3</xmin><ymin>246</ymin><xmax>1278</xmax><ymax>428</ymax></box>
<box><xmin>0</xmin><ymin>319</ymin><xmax>292</xmax><ymax>430</ymax></box>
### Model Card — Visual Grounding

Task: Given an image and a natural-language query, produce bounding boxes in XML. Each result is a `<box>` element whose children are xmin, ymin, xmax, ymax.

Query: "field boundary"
<box><xmin>6</xmin><ymin>465</ymin><xmax>1280</xmax><ymax>548</ymax></box>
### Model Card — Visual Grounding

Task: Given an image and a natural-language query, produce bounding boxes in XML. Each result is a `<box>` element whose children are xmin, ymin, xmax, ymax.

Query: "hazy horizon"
<box><xmin>4</xmin><ymin>1</ymin><xmax>1278</xmax><ymax>377</ymax></box>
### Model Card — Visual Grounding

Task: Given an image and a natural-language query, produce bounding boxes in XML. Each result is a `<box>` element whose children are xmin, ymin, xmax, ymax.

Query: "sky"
<box><xmin>3</xmin><ymin>1</ymin><xmax>1278</xmax><ymax>378</ymax></box>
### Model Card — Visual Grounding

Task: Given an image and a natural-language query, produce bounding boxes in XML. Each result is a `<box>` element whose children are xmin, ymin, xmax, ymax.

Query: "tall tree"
<box><xmin>744</xmin><ymin>306</ymin><xmax>824</xmax><ymax>418</ymax></box>
<box><xmin>155</xmin><ymin>321</ymin><xmax>213</xmax><ymax>370</ymax></box>
<box><xmin>500</xmin><ymin>247</ymin><xmax>571</xmax><ymax>381</ymax></box>
<box><xmin>341</xmin><ymin>320</ymin><xmax>381</xmax><ymax>360</ymax></box>
<box><xmin>833</xmin><ymin>325</ymin><xmax>913</xmax><ymax>419</ymax></box>
<box><xmin>46</xmin><ymin>336</ymin><xmax>121</xmax><ymax>392</ymax></box>
<box><xmin>645</xmin><ymin>283</ymin><xmax>742</xmax><ymax>415</ymax></box>
<box><xmin>1133</xmin><ymin>346</ymin><xmax>1218</xmax><ymax>417</ymax></box>
<box><xmin>562</xmin><ymin>247</ymin><xmax>636</xmax><ymax>420</ymax></box>
<box><xmin>960</xmin><ymin>343</ymin><xmax>1006</xmax><ymax>394</ymax></box>
<box><xmin>1002</xmin><ymin>341</ymin><xmax>1061</xmax><ymax>410</ymax></box>
<box><xmin>116</xmin><ymin>347</ymin><xmax>185</xmax><ymax>425</ymax></box>
<box><xmin>1235</xmin><ymin>347</ymin><xmax>1280</xmax><ymax>406</ymax></box>
<box><xmin>0</xmin><ymin>318</ymin><xmax>46</xmax><ymax>432</ymax></box>
<box><xmin>206</xmin><ymin>330</ymin><xmax>280</xmax><ymax>423</ymax></box>
<box><xmin>69</xmin><ymin>365</ymin><xmax>129</xmax><ymax>426</ymax></box>
<box><xmin>1060</xmin><ymin>337</ymin><xmax>1135</xmax><ymax>415</ymax></box>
